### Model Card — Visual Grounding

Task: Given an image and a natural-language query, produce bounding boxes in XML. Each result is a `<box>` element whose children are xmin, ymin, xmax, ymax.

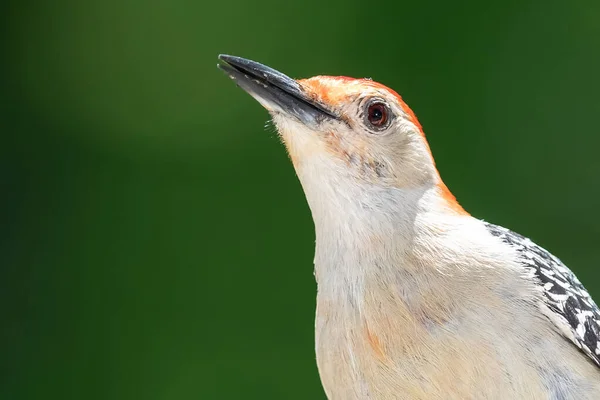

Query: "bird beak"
<box><xmin>218</xmin><ymin>55</ymin><xmax>338</xmax><ymax>125</ymax></box>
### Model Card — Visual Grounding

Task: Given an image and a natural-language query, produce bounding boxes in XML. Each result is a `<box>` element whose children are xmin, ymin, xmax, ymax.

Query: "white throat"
<box><xmin>294</xmin><ymin>155</ymin><xmax>443</xmax><ymax>289</ymax></box>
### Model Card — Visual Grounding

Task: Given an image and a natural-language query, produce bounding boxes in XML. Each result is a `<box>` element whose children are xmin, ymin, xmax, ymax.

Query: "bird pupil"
<box><xmin>371</xmin><ymin>108</ymin><xmax>382</xmax><ymax>120</ymax></box>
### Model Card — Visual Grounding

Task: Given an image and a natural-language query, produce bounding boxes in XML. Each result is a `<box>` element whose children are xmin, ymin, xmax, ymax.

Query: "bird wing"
<box><xmin>485</xmin><ymin>222</ymin><xmax>600</xmax><ymax>367</ymax></box>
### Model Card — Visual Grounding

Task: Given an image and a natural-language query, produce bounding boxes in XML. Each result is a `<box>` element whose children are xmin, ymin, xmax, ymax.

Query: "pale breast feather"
<box><xmin>485</xmin><ymin>222</ymin><xmax>600</xmax><ymax>367</ymax></box>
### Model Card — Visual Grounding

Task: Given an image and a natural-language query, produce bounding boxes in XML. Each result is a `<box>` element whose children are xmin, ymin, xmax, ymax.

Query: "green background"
<box><xmin>2</xmin><ymin>0</ymin><xmax>600</xmax><ymax>398</ymax></box>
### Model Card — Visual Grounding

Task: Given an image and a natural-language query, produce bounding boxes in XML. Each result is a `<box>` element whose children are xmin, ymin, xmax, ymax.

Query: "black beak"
<box><xmin>217</xmin><ymin>55</ymin><xmax>338</xmax><ymax>125</ymax></box>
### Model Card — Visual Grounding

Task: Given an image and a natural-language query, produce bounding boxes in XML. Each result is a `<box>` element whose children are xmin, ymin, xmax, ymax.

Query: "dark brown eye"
<box><xmin>366</xmin><ymin>102</ymin><xmax>389</xmax><ymax>128</ymax></box>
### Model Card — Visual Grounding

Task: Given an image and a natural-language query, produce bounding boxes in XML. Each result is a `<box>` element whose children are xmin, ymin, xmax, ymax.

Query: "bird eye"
<box><xmin>365</xmin><ymin>102</ymin><xmax>390</xmax><ymax>130</ymax></box>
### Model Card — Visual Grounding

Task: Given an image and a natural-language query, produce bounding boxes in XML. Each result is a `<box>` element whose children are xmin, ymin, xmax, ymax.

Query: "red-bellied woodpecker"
<box><xmin>218</xmin><ymin>55</ymin><xmax>600</xmax><ymax>399</ymax></box>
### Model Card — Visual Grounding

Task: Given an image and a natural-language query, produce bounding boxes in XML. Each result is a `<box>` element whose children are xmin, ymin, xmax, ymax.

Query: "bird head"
<box><xmin>218</xmin><ymin>55</ymin><xmax>466</xmax><ymax>223</ymax></box>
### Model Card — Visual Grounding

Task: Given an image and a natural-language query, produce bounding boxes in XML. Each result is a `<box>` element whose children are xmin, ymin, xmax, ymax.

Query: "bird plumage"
<box><xmin>486</xmin><ymin>223</ymin><xmax>600</xmax><ymax>367</ymax></box>
<box><xmin>218</xmin><ymin>55</ymin><xmax>600</xmax><ymax>399</ymax></box>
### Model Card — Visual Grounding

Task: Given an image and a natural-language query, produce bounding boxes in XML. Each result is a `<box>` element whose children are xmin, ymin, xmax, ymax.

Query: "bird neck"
<box><xmin>307</xmin><ymin>181</ymin><xmax>429</xmax><ymax>270</ymax></box>
<box><xmin>303</xmin><ymin>175</ymin><xmax>479</xmax><ymax>302</ymax></box>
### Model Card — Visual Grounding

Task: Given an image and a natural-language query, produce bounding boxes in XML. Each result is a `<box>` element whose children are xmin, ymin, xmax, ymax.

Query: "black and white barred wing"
<box><xmin>486</xmin><ymin>223</ymin><xmax>600</xmax><ymax>367</ymax></box>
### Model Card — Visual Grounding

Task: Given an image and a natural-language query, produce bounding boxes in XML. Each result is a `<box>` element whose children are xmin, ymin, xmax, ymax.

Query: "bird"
<box><xmin>217</xmin><ymin>54</ymin><xmax>600</xmax><ymax>399</ymax></box>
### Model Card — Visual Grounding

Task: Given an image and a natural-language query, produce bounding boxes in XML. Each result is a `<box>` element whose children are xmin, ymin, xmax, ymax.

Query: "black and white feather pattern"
<box><xmin>485</xmin><ymin>222</ymin><xmax>600</xmax><ymax>367</ymax></box>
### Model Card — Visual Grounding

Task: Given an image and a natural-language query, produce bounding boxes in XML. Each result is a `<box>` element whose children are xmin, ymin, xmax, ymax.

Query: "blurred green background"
<box><xmin>1</xmin><ymin>0</ymin><xmax>600</xmax><ymax>398</ymax></box>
